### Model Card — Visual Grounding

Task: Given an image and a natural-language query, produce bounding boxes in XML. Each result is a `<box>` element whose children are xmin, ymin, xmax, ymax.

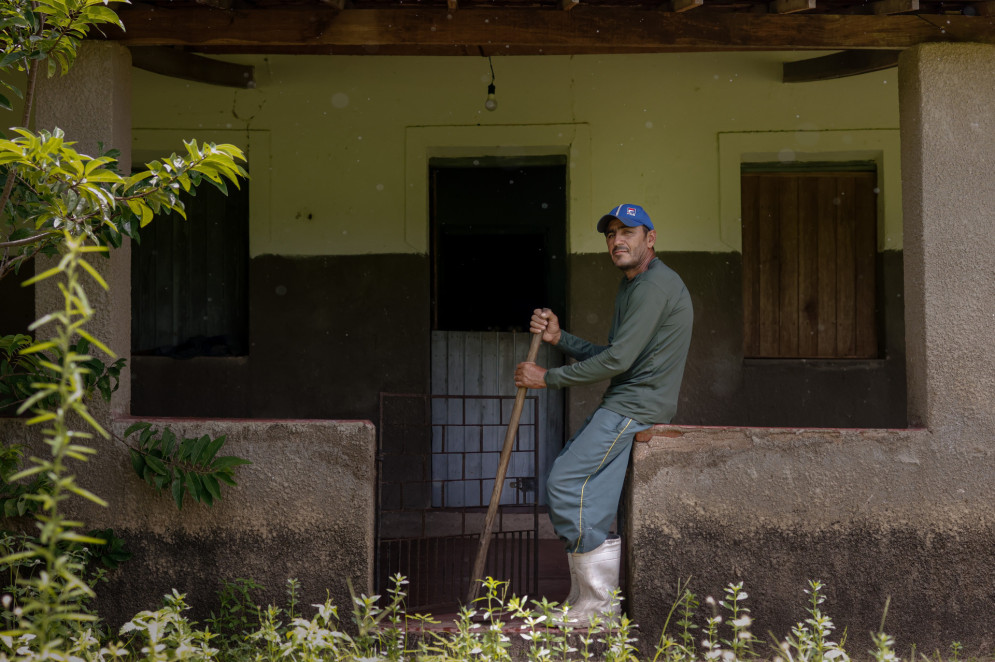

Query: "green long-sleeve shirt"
<box><xmin>544</xmin><ymin>257</ymin><xmax>693</xmax><ymax>425</ymax></box>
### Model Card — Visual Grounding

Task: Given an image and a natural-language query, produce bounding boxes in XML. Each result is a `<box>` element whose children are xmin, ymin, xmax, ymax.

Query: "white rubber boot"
<box><xmin>564</xmin><ymin>553</ymin><xmax>579</xmax><ymax>606</ymax></box>
<box><xmin>555</xmin><ymin>536</ymin><xmax>621</xmax><ymax>628</ymax></box>
<box><xmin>550</xmin><ymin>553</ymin><xmax>579</xmax><ymax>621</ymax></box>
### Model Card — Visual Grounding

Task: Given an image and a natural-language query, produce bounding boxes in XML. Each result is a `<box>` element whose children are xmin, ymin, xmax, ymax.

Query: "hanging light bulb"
<box><xmin>484</xmin><ymin>56</ymin><xmax>498</xmax><ymax>111</ymax></box>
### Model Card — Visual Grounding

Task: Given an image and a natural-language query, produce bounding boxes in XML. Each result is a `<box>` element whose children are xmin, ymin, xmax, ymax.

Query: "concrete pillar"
<box><xmin>34</xmin><ymin>41</ymin><xmax>132</xmax><ymax>417</ymax></box>
<box><xmin>898</xmin><ymin>43</ymin><xmax>995</xmax><ymax>434</ymax></box>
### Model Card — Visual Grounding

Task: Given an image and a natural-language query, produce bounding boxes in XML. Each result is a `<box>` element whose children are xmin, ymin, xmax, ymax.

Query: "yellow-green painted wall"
<box><xmin>131</xmin><ymin>52</ymin><xmax>901</xmax><ymax>257</ymax></box>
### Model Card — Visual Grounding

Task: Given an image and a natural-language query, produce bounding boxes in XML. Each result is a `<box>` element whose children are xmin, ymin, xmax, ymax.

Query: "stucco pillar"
<box><xmin>898</xmin><ymin>43</ymin><xmax>995</xmax><ymax>434</ymax></box>
<box><xmin>33</xmin><ymin>41</ymin><xmax>132</xmax><ymax>417</ymax></box>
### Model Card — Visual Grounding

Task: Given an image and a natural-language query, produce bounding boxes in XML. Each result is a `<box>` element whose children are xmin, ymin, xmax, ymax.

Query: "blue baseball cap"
<box><xmin>597</xmin><ymin>203</ymin><xmax>654</xmax><ymax>233</ymax></box>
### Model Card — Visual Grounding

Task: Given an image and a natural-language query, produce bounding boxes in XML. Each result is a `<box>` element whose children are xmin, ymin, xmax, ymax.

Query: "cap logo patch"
<box><xmin>626</xmin><ymin>207</ymin><xmax>637</xmax><ymax>216</ymax></box>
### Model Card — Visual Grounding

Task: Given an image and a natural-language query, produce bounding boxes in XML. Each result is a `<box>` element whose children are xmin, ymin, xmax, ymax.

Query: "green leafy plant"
<box><xmin>123</xmin><ymin>421</ymin><xmax>252</xmax><ymax>509</ymax></box>
<box><xmin>1</xmin><ymin>333</ymin><xmax>124</xmax><ymax>415</ymax></box>
<box><xmin>0</xmin><ymin>233</ymin><xmax>114</xmax><ymax>649</ymax></box>
<box><xmin>776</xmin><ymin>580</ymin><xmax>850</xmax><ymax>662</ymax></box>
<box><xmin>118</xmin><ymin>590</ymin><xmax>219</xmax><ymax>660</ymax></box>
<box><xmin>0</xmin><ymin>438</ymin><xmax>45</xmax><ymax>518</ymax></box>
<box><xmin>206</xmin><ymin>577</ymin><xmax>264</xmax><ymax>653</ymax></box>
<box><xmin>84</xmin><ymin>527</ymin><xmax>132</xmax><ymax>571</ymax></box>
<box><xmin>0</xmin><ymin>0</ymin><xmax>247</xmax><ymax>654</ymax></box>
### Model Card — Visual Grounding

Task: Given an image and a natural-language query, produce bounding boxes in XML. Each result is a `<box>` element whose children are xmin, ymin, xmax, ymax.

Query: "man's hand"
<box><xmin>530</xmin><ymin>308</ymin><xmax>562</xmax><ymax>346</ymax></box>
<box><xmin>515</xmin><ymin>361</ymin><xmax>547</xmax><ymax>389</ymax></box>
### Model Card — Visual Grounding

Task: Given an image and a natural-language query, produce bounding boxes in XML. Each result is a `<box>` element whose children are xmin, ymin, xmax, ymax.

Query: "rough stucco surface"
<box><xmin>628</xmin><ymin>426</ymin><xmax>995</xmax><ymax>652</ymax></box>
<box><xmin>32</xmin><ymin>42</ymin><xmax>133</xmax><ymax>419</ymax></box>
<box><xmin>899</xmin><ymin>42</ymin><xmax>995</xmax><ymax>433</ymax></box>
<box><xmin>1</xmin><ymin>417</ymin><xmax>376</xmax><ymax>625</ymax></box>
<box><xmin>628</xmin><ymin>43</ymin><xmax>995</xmax><ymax>654</ymax></box>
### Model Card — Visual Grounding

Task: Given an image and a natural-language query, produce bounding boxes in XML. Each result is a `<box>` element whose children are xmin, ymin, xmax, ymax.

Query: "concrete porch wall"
<box><xmin>0</xmin><ymin>416</ymin><xmax>376</xmax><ymax>625</ymax></box>
<box><xmin>627</xmin><ymin>425</ymin><xmax>992</xmax><ymax>652</ymax></box>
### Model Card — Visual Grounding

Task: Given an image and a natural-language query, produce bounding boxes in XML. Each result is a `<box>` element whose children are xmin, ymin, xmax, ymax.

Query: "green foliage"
<box><xmin>0</xmin><ymin>233</ymin><xmax>112</xmax><ymax>649</ymax></box>
<box><xmin>0</xmin><ymin>0</ymin><xmax>125</xmax><ymax>89</ymax></box>
<box><xmin>85</xmin><ymin>527</ymin><xmax>132</xmax><ymax>571</ymax></box>
<box><xmin>0</xmin><ymin>0</ymin><xmax>248</xmax><ymax>280</ymax></box>
<box><xmin>0</xmin><ymin>574</ymin><xmax>919</xmax><ymax>662</ymax></box>
<box><xmin>207</xmin><ymin>578</ymin><xmax>266</xmax><ymax>654</ymax></box>
<box><xmin>0</xmin><ymin>0</ymin><xmax>251</xmax><ymax>657</ymax></box>
<box><xmin>0</xmin><ymin>333</ymin><xmax>125</xmax><ymax>415</ymax></box>
<box><xmin>0</xmin><ymin>127</ymin><xmax>247</xmax><ymax>281</ymax></box>
<box><xmin>124</xmin><ymin>421</ymin><xmax>252</xmax><ymax>510</ymax></box>
<box><xmin>0</xmin><ymin>438</ymin><xmax>46</xmax><ymax>518</ymax></box>
<box><xmin>777</xmin><ymin>580</ymin><xmax>850</xmax><ymax>662</ymax></box>
<box><xmin>118</xmin><ymin>590</ymin><xmax>219</xmax><ymax>660</ymax></box>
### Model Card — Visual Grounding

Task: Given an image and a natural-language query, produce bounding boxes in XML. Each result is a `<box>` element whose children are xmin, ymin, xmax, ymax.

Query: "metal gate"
<box><xmin>377</xmin><ymin>393</ymin><xmax>540</xmax><ymax>610</ymax></box>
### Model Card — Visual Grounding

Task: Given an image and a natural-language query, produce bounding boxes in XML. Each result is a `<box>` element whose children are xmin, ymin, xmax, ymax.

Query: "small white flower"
<box><xmin>706</xmin><ymin>596</ymin><xmax>717</xmax><ymax>606</ymax></box>
<box><xmin>732</xmin><ymin>616</ymin><xmax>753</xmax><ymax>628</ymax></box>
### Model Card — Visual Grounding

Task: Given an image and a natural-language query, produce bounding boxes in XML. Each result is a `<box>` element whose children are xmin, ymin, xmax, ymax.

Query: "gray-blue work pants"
<box><xmin>545</xmin><ymin>408</ymin><xmax>651</xmax><ymax>554</ymax></box>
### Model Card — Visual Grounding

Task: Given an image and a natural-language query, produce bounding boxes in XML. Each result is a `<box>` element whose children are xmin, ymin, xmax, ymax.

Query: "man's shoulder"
<box><xmin>636</xmin><ymin>259</ymin><xmax>688</xmax><ymax>296</ymax></box>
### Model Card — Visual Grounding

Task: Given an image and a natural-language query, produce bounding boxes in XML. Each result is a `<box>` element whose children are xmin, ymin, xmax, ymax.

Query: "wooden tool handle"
<box><xmin>466</xmin><ymin>331</ymin><xmax>543</xmax><ymax>604</ymax></box>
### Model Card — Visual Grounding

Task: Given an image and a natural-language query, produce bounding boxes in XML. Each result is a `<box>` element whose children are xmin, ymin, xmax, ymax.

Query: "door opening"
<box><xmin>375</xmin><ymin>156</ymin><xmax>570</xmax><ymax>609</ymax></box>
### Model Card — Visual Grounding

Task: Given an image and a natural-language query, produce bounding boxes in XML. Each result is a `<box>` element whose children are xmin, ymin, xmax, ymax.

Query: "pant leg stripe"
<box><xmin>574</xmin><ymin>418</ymin><xmax>632</xmax><ymax>553</ymax></box>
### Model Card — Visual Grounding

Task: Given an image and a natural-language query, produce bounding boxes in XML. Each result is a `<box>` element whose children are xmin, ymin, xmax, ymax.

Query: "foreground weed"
<box><xmin>207</xmin><ymin>577</ymin><xmax>264</xmax><ymax>652</ymax></box>
<box><xmin>518</xmin><ymin>594</ymin><xmax>572</xmax><ymax>662</ymax></box>
<box><xmin>652</xmin><ymin>577</ymin><xmax>699</xmax><ymax>662</ymax></box>
<box><xmin>598</xmin><ymin>595</ymin><xmax>640</xmax><ymax>662</ymax></box>
<box><xmin>720</xmin><ymin>582</ymin><xmax>757</xmax><ymax>660</ymax></box>
<box><xmin>775</xmin><ymin>580</ymin><xmax>849</xmax><ymax>662</ymax></box>
<box><xmin>119</xmin><ymin>590</ymin><xmax>218</xmax><ymax>660</ymax></box>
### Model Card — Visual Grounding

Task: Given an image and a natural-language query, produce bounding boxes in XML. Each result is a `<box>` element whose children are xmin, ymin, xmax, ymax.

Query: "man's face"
<box><xmin>605</xmin><ymin>218</ymin><xmax>656</xmax><ymax>272</ymax></box>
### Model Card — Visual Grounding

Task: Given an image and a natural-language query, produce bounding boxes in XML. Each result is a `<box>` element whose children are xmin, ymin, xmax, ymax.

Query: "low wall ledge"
<box><xmin>112</xmin><ymin>415</ymin><xmax>374</xmax><ymax>428</ymax></box>
<box><xmin>634</xmin><ymin>424</ymin><xmax>926</xmax><ymax>452</ymax></box>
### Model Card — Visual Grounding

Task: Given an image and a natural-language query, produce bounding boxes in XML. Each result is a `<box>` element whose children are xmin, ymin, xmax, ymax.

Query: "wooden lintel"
<box><xmin>783</xmin><ymin>49</ymin><xmax>900</xmax><ymax>82</ymax></box>
<box><xmin>102</xmin><ymin>8</ymin><xmax>995</xmax><ymax>53</ymax></box>
<box><xmin>130</xmin><ymin>47</ymin><xmax>255</xmax><ymax>88</ymax></box>
<box><xmin>672</xmin><ymin>0</ymin><xmax>705</xmax><ymax>12</ymax></box>
<box><xmin>769</xmin><ymin>0</ymin><xmax>816</xmax><ymax>13</ymax></box>
<box><xmin>447</xmin><ymin>0</ymin><xmax>458</xmax><ymax>10</ymax></box>
<box><xmin>194</xmin><ymin>0</ymin><xmax>233</xmax><ymax>9</ymax></box>
<box><xmin>562</xmin><ymin>0</ymin><xmax>580</xmax><ymax>9</ymax></box>
<box><xmin>871</xmin><ymin>0</ymin><xmax>918</xmax><ymax>14</ymax></box>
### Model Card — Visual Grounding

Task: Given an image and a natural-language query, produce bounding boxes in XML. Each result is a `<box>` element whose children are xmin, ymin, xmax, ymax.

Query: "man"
<box><xmin>514</xmin><ymin>203</ymin><xmax>693</xmax><ymax>626</ymax></box>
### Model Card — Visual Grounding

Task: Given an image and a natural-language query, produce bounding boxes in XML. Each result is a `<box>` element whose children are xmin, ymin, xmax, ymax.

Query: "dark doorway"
<box><xmin>430</xmin><ymin>157</ymin><xmax>567</xmax><ymax>331</ymax></box>
<box><xmin>373</xmin><ymin>156</ymin><xmax>570</xmax><ymax>609</ymax></box>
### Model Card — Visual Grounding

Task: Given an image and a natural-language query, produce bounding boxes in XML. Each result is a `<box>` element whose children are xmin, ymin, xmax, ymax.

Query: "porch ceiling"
<box><xmin>104</xmin><ymin>0</ymin><xmax>995</xmax><ymax>54</ymax></box>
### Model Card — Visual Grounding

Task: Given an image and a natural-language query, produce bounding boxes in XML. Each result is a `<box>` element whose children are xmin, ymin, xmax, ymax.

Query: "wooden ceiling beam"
<box><xmin>672</xmin><ymin>0</ymin><xmax>705</xmax><ymax>12</ymax></box>
<box><xmin>871</xmin><ymin>0</ymin><xmax>918</xmax><ymax>14</ymax></box>
<box><xmin>130</xmin><ymin>46</ymin><xmax>255</xmax><ymax>87</ymax></box>
<box><xmin>102</xmin><ymin>7</ymin><xmax>995</xmax><ymax>53</ymax></box>
<box><xmin>782</xmin><ymin>49</ymin><xmax>900</xmax><ymax>82</ymax></box>
<box><xmin>193</xmin><ymin>0</ymin><xmax>233</xmax><ymax>10</ymax></box>
<box><xmin>769</xmin><ymin>0</ymin><xmax>816</xmax><ymax>13</ymax></box>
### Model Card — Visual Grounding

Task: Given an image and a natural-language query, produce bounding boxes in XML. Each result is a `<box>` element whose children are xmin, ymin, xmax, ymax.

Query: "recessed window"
<box><xmin>131</xmin><ymin>178</ymin><xmax>249</xmax><ymax>358</ymax></box>
<box><xmin>741</xmin><ymin>165</ymin><xmax>878</xmax><ymax>359</ymax></box>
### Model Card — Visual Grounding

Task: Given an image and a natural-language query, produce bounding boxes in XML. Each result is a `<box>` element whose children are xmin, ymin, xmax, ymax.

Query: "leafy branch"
<box><xmin>122</xmin><ymin>422</ymin><xmax>252</xmax><ymax>510</ymax></box>
<box><xmin>1</xmin><ymin>232</ymin><xmax>110</xmax><ymax>647</ymax></box>
<box><xmin>0</xmin><ymin>129</ymin><xmax>247</xmax><ymax>281</ymax></box>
